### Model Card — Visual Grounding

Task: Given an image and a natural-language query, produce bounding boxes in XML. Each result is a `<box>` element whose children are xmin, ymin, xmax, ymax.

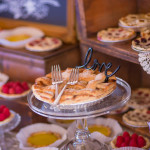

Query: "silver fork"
<box><xmin>51</xmin><ymin>65</ymin><xmax>63</xmax><ymax>99</ymax></box>
<box><xmin>53</xmin><ymin>68</ymin><xmax>79</xmax><ymax>105</ymax></box>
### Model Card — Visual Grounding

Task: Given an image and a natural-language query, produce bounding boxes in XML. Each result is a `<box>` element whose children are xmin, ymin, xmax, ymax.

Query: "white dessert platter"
<box><xmin>0</xmin><ymin>27</ymin><xmax>44</xmax><ymax>48</ymax></box>
<box><xmin>28</xmin><ymin>77</ymin><xmax>131</xmax><ymax>150</ymax></box>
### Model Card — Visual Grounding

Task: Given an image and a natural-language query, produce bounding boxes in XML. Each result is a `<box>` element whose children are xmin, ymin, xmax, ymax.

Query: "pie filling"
<box><xmin>27</xmin><ymin>131</ymin><xmax>61</xmax><ymax>147</ymax></box>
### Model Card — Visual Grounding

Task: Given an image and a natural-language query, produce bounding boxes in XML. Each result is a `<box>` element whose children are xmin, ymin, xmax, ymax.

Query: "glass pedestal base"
<box><xmin>62</xmin><ymin>138</ymin><xmax>110</xmax><ymax>150</ymax></box>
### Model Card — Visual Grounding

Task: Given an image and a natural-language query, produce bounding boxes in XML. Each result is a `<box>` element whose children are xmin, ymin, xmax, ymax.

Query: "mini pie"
<box><xmin>127</xmin><ymin>88</ymin><xmax>150</xmax><ymax>109</ymax></box>
<box><xmin>32</xmin><ymin>68</ymin><xmax>117</xmax><ymax>105</ymax></box>
<box><xmin>88</xmin><ymin>125</ymin><xmax>111</xmax><ymax>137</ymax></box>
<box><xmin>111</xmin><ymin>133</ymin><xmax>150</xmax><ymax>149</ymax></box>
<box><xmin>25</xmin><ymin>37</ymin><xmax>62</xmax><ymax>52</ymax></box>
<box><xmin>122</xmin><ymin>109</ymin><xmax>150</xmax><ymax>127</ymax></box>
<box><xmin>110</xmin><ymin>105</ymin><xmax>129</xmax><ymax>114</ymax></box>
<box><xmin>141</xmin><ymin>28</ymin><xmax>150</xmax><ymax>37</ymax></box>
<box><xmin>27</xmin><ymin>131</ymin><xmax>61</xmax><ymax>148</ymax></box>
<box><xmin>132</xmin><ymin>37</ymin><xmax>150</xmax><ymax>51</ymax></box>
<box><xmin>0</xmin><ymin>111</ymin><xmax>14</xmax><ymax>126</ymax></box>
<box><xmin>97</xmin><ymin>27</ymin><xmax>135</xmax><ymax>42</ymax></box>
<box><xmin>119</xmin><ymin>13</ymin><xmax>150</xmax><ymax>27</ymax></box>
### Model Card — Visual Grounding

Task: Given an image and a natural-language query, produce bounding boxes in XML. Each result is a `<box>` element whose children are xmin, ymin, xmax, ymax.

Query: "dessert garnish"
<box><xmin>1</xmin><ymin>81</ymin><xmax>29</xmax><ymax>94</ymax></box>
<box><xmin>27</xmin><ymin>131</ymin><xmax>61</xmax><ymax>148</ymax></box>
<box><xmin>111</xmin><ymin>131</ymin><xmax>150</xmax><ymax>148</ymax></box>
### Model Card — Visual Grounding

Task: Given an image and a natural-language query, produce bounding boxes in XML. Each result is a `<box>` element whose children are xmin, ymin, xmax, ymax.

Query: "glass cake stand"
<box><xmin>28</xmin><ymin>77</ymin><xmax>131</xmax><ymax>150</ymax></box>
<box><xmin>0</xmin><ymin>111</ymin><xmax>21</xmax><ymax>150</ymax></box>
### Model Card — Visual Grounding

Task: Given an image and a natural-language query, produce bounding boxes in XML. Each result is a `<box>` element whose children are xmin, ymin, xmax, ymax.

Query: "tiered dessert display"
<box><xmin>28</xmin><ymin>48</ymin><xmax>131</xmax><ymax>150</ymax></box>
<box><xmin>0</xmin><ymin>105</ymin><xmax>21</xmax><ymax>150</ymax></box>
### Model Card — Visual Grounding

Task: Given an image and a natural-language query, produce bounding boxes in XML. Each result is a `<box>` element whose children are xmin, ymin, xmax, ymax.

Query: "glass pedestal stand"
<box><xmin>28</xmin><ymin>78</ymin><xmax>131</xmax><ymax>150</ymax></box>
<box><xmin>0</xmin><ymin>111</ymin><xmax>21</xmax><ymax>150</ymax></box>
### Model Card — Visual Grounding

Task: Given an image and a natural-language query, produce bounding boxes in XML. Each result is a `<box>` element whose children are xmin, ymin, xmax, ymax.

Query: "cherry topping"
<box><xmin>141</xmin><ymin>38</ymin><xmax>147</xmax><ymax>43</ymax></box>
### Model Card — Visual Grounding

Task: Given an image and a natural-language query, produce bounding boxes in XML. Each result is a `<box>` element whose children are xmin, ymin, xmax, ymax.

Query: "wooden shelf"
<box><xmin>80</xmin><ymin>36</ymin><xmax>139</xmax><ymax>64</ymax></box>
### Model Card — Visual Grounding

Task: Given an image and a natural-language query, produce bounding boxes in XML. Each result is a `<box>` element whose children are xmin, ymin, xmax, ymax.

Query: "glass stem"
<box><xmin>73</xmin><ymin>119</ymin><xmax>90</xmax><ymax>149</ymax></box>
<box><xmin>0</xmin><ymin>126</ymin><xmax>6</xmax><ymax>150</ymax></box>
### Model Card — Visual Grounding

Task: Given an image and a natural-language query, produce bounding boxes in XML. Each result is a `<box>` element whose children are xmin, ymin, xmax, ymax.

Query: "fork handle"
<box><xmin>55</xmin><ymin>84</ymin><xmax>58</xmax><ymax>99</ymax></box>
<box><xmin>53</xmin><ymin>84</ymin><xmax>67</xmax><ymax>105</ymax></box>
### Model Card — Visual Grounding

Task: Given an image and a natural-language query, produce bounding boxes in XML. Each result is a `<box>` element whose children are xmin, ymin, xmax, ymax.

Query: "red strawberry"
<box><xmin>15</xmin><ymin>86</ymin><xmax>24</xmax><ymax>94</ymax></box>
<box><xmin>137</xmin><ymin>136</ymin><xmax>146</xmax><ymax>148</ymax></box>
<box><xmin>0</xmin><ymin>113</ymin><xmax>6</xmax><ymax>121</ymax></box>
<box><xmin>121</xmin><ymin>142</ymin><xmax>128</xmax><ymax>147</ymax></box>
<box><xmin>147</xmin><ymin>110</ymin><xmax>150</xmax><ymax>114</ymax></box>
<box><xmin>2</xmin><ymin>86</ymin><xmax>9</xmax><ymax>94</ymax></box>
<box><xmin>2</xmin><ymin>107</ymin><xmax>10</xmax><ymax>118</ymax></box>
<box><xmin>131</xmin><ymin>133</ymin><xmax>138</xmax><ymax>140</ymax></box>
<box><xmin>8</xmin><ymin>88</ymin><xmax>15</xmax><ymax>94</ymax></box>
<box><xmin>0</xmin><ymin>105</ymin><xmax>6</xmax><ymax>113</ymax></box>
<box><xmin>116</xmin><ymin>136</ymin><xmax>124</xmax><ymax>147</ymax></box>
<box><xmin>21</xmin><ymin>82</ymin><xmax>29</xmax><ymax>90</ymax></box>
<box><xmin>129</xmin><ymin>139</ymin><xmax>138</xmax><ymax>147</ymax></box>
<box><xmin>116</xmin><ymin>140</ymin><xmax>122</xmax><ymax>148</ymax></box>
<box><xmin>124</xmin><ymin>136</ymin><xmax>130</xmax><ymax>145</ymax></box>
<box><xmin>123</xmin><ymin>131</ymin><xmax>130</xmax><ymax>138</ymax></box>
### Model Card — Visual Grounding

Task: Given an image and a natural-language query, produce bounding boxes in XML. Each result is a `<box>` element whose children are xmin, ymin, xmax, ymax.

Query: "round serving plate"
<box><xmin>98</xmin><ymin>33</ymin><xmax>136</xmax><ymax>43</ymax></box>
<box><xmin>131</xmin><ymin>45</ymin><xmax>150</xmax><ymax>53</ymax></box>
<box><xmin>28</xmin><ymin>77</ymin><xmax>131</xmax><ymax>120</ymax></box>
<box><xmin>119</xmin><ymin>22</ymin><xmax>150</xmax><ymax>32</ymax></box>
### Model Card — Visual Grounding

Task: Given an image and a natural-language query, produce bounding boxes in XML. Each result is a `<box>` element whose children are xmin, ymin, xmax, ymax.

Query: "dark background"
<box><xmin>0</xmin><ymin>0</ymin><xmax>67</xmax><ymax>26</ymax></box>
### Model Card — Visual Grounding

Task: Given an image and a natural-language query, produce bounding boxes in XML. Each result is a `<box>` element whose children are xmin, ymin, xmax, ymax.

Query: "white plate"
<box><xmin>16</xmin><ymin>123</ymin><xmax>67</xmax><ymax>150</ymax></box>
<box><xmin>131</xmin><ymin>45</ymin><xmax>150</xmax><ymax>53</ymax></box>
<box><xmin>0</xmin><ymin>27</ymin><xmax>44</xmax><ymax>48</ymax></box>
<box><xmin>67</xmin><ymin>117</ymin><xmax>123</xmax><ymax>143</ymax></box>
<box><xmin>34</xmin><ymin>147</ymin><xmax>58</xmax><ymax>150</ymax></box>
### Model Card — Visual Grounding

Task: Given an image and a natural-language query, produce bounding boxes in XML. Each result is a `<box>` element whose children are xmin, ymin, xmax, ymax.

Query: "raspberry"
<box><xmin>131</xmin><ymin>133</ymin><xmax>138</xmax><ymax>140</ymax></box>
<box><xmin>2</xmin><ymin>86</ymin><xmax>9</xmax><ymax>94</ymax></box>
<box><xmin>124</xmin><ymin>136</ymin><xmax>130</xmax><ymax>145</ymax></box>
<box><xmin>0</xmin><ymin>113</ymin><xmax>6</xmax><ymax>121</ymax></box>
<box><xmin>123</xmin><ymin>131</ymin><xmax>130</xmax><ymax>138</ymax></box>
<box><xmin>138</xmin><ymin>136</ymin><xmax>146</xmax><ymax>148</ymax></box>
<box><xmin>15</xmin><ymin>86</ymin><xmax>24</xmax><ymax>94</ymax></box>
<box><xmin>121</xmin><ymin>142</ymin><xmax>128</xmax><ymax>147</ymax></box>
<box><xmin>8</xmin><ymin>88</ymin><xmax>15</xmax><ymax>94</ymax></box>
<box><xmin>129</xmin><ymin>139</ymin><xmax>138</xmax><ymax>147</ymax></box>
<box><xmin>0</xmin><ymin>105</ymin><xmax>6</xmax><ymax>113</ymax></box>
<box><xmin>2</xmin><ymin>107</ymin><xmax>10</xmax><ymax>118</ymax></box>
<box><xmin>21</xmin><ymin>82</ymin><xmax>29</xmax><ymax>91</ymax></box>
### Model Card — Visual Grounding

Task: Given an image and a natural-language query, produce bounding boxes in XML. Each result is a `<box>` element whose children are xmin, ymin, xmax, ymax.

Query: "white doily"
<box><xmin>138</xmin><ymin>52</ymin><xmax>150</xmax><ymax>74</ymax></box>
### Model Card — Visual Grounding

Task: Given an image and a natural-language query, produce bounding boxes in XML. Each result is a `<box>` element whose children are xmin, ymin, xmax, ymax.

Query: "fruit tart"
<box><xmin>97</xmin><ymin>27</ymin><xmax>135</xmax><ymax>42</ymax></box>
<box><xmin>111</xmin><ymin>131</ymin><xmax>150</xmax><ymax>149</ymax></box>
<box><xmin>32</xmin><ymin>68</ymin><xmax>117</xmax><ymax>105</ymax></box>
<box><xmin>0</xmin><ymin>105</ymin><xmax>14</xmax><ymax>125</ymax></box>
<box><xmin>132</xmin><ymin>37</ymin><xmax>150</xmax><ymax>52</ymax></box>
<box><xmin>0</xmin><ymin>81</ymin><xmax>31</xmax><ymax>99</ymax></box>
<box><xmin>25</xmin><ymin>37</ymin><xmax>62</xmax><ymax>52</ymax></box>
<box><xmin>123</xmin><ymin>109</ymin><xmax>150</xmax><ymax>127</ymax></box>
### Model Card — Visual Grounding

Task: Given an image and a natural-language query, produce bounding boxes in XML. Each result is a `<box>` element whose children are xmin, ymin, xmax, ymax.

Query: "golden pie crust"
<box><xmin>119</xmin><ymin>13</ymin><xmax>150</xmax><ymax>27</ymax></box>
<box><xmin>0</xmin><ymin>84</ymin><xmax>31</xmax><ymax>99</ymax></box>
<box><xmin>32</xmin><ymin>68</ymin><xmax>116</xmax><ymax>105</ymax></box>
<box><xmin>122</xmin><ymin>109</ymin><xmax>150</xmax><ymax>127</ymax></box>
<box><xmin>97</xmin><ymin>27</ymin><xmax>135</xmax><ymax>42</ymax></box>
<box><xmin>27</xmin><ymin>131</ymin><xmax>61</xmax><ymax>148</ymax></box>
<box><xmin>111</xmin><ymin>134</ymin><xmax>150</xmax><ymax>149</ymax></box>
<box><xmin>0</xmin><ymin>111</ymin><xmax>14</xmax><ymax>125</ymax></box>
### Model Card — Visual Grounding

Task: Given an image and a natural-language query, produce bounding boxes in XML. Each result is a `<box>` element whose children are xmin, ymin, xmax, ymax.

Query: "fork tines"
<box><xmin>51</xmin><ymin>65</ymin><xmax>63</xmax><ymax>84</ymax></box>
<box><xmin>68</xmin><ymin>68</ymin><xmax>79</xmax><ymax>84</ymax></box>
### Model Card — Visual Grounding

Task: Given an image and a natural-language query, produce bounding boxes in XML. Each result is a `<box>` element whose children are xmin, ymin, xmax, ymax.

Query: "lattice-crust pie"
<box><xmin>123</xmin><ymin>109</ymin><xmax>150</xmax><ymax>127</ymax></box>
<box><xmin>32</xmin><ymin>68</ymin><xmax>116</xmax><ymax>105</ymax></box>
<box><xmin>119</xmin><ymin>13</ymin><xmax>150</xmax><ymax>27</ymax></box>
<box><xmin>97</xmin><ymin>27</ymin><xmax>135</xmax><ymax>42</ymax></box>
